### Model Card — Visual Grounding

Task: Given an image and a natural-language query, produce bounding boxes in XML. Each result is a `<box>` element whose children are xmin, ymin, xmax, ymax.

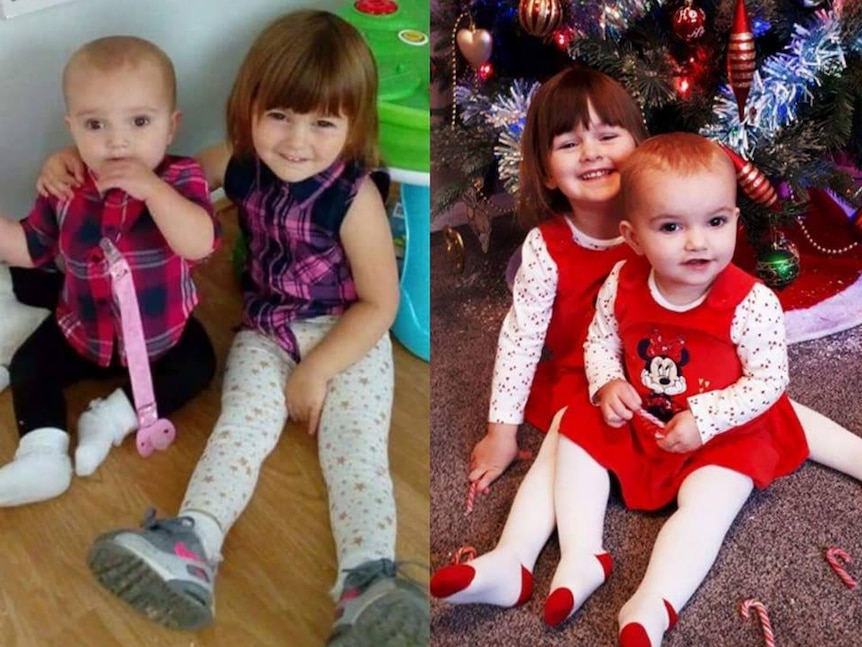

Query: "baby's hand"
<box><xmin>596</xmin><ymin>379</ymin><xmax>642</xmax><ymax>427</ymax></box>
<box><xmin>36</xmin><ymin>147</ymin><xmax>84</xmax><ymax>200</ymax></box>
<box><xmin>654</xmin><ymin>410</ymin><xmax>702</xmax><ymax>453</ymax></box>
<box><xmin>469</xmin><ymin>422</ymin><xmax>524</xmax><ymax>492</ymax></box>
<box><xmin>95</xmin><ymin>158</ymin><xmax>160</xmax><ymax>201</ymax></box>
<box><xmin>284</xmin><ymin>362</ymin><xmax>329</xmax><ymax>436</ymax></box>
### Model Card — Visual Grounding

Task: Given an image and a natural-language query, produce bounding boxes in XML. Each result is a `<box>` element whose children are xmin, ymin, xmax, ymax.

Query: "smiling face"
<box><xmin>251</xmin><ymin>107</ymin><xmax>349</xmax><ymax>183</ymax></box>
<box><xmin>544</xmin><ymin>103</ymin><xmax>638</xmax><ymax>218</ymax></box>
<box><xmin>64</xmin><ymin>61</ymin><xmax>178</xmax><ymax>173</ymax></box>
<box><xmin>621</xmin><ymin>165</ymin><xmax>739</xmax><ymax>304</ymax></box>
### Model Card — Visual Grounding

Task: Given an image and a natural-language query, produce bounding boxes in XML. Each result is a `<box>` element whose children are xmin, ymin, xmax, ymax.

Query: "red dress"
<box><xmin>559</xmin><ymin>258</ymin><xmax>809</xmax><ymax>511</ymax></box>
<box><xmin>523</xmin><ymin>217</ymin><xmax>634</xmax><ymax>432</ymax></box>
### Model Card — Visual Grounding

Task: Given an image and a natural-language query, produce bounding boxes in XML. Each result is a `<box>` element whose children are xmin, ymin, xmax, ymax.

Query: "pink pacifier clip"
<box><xmin>100</xmin><ymin>238</ymin><xmax>176</xmax><ymax>456</ymax></box>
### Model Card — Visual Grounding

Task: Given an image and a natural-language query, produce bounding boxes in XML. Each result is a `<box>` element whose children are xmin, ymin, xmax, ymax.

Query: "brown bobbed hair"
<box><xmin>620</xmin><ymin>132</ymin><xmax>736</xmax><ymax>218</ymax></box>
<box><xmin>227</xmin><ymin>10</ymin><xmax>379</xmax><ymax>168</ymax></box>
<box><xmin>517</xmin><ymin>65</ymin><xmax>649</xmax><ymax>229</ymax></box>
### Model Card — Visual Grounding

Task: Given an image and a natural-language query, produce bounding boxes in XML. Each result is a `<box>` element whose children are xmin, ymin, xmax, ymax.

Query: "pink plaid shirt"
<box><xmin>224</xmin><ymin>155</ymin><xmax>367</xmax><ymax>360</ymax></box>
<box><xmin>21</xmin><ymin>155</ymin><xmax>219</xmax><ymax>366</ymax></box>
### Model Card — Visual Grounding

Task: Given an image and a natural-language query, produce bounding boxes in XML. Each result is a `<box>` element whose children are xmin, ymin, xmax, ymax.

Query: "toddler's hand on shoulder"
<box><xmin>655</xmin><ymin>410</ymin><xmax>702</xmax><ymax>453</ymax></box>
<box><xmin>596</xmin><ymin>379</ymin><xmax>642</xmax><ymax>427</ymax></box>
<box><xmin>469</xmin><ymin>422</ymin><xmax>526</xmax><ymax>492</ymax></box>
<box><xmin>36</xmin><ymin>147</ymin><xmax>84</xmax><ymax>200</ymax></box>
<box><xmin>285</xmin><ymin>363</ymin><xmax>329</xmax><ymax>436</ymax></box>
<box><xmin>95</xmin><ymin>158</ymin><xmax>159</xmax><ymax>201</ymax></box>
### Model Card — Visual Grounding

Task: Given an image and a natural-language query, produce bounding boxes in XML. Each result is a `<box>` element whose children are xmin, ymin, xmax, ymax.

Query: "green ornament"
<box><xmin>755</xmin><ymin>241</ymin><xmax>800</xmax><ymax>289</ymax></box>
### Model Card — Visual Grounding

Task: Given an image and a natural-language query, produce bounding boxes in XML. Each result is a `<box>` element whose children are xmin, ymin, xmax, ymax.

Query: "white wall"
<box><xmin>0</xmin><ymin>0</ymin><xmax>345</xmax><ymax>217</ymax></box>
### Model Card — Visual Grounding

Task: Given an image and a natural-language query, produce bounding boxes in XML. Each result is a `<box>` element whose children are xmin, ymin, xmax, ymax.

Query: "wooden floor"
<box><xmin>0</xmin><ymin>205</ymin><xmax>429</xmax><ymax>646</ymax></box>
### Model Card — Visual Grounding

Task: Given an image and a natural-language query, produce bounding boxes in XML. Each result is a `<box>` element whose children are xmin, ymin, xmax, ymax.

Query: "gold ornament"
<box><xmin>443</xmin><ymin>226</ymin><xmax>465</xmax><ymax>274</ymax></box>
<box><xmin>456</xmin><ymin>27</ymin><xmax>493</xmax><ymax>69</ymax></box>
<box><xmin>518</xmin><ymin>0</ymin><xmax>564</xmax><ymax>38</ymax></box>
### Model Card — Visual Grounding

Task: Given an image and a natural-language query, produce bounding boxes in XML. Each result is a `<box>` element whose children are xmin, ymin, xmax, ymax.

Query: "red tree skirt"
<box><xmin>734</xmin><ymin>189</ymin><xmax>862</xmax><ymax>344</ymax></box>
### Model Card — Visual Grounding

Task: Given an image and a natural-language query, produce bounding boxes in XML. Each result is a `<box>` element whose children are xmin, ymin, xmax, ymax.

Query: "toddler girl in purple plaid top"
<box><xmin>0</xmin><ymin>36</ymin><xmax>219</xmax><ymax>507</ymax></box>
<box><xmin>41</xmin><ymin>9</ymin><xmax>428</xmax><ymax>645</ymax></box>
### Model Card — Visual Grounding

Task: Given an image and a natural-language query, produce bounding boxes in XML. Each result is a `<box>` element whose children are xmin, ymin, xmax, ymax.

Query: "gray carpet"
<box><xmin>430</xmin><ymin>218</ymin><xmax>862</xmax><ymax>646</ymax></box>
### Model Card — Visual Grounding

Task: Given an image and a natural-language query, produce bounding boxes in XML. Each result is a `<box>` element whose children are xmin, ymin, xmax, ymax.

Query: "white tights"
<box><xmin>443</xmin><ymin>399</ymin><xmax>862</xmax><ymax>637</ymax></box>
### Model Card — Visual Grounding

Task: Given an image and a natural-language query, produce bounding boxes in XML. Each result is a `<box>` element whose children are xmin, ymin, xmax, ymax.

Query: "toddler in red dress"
<box><xmin>550</xmin><ymin>132</ymin><xmax>808</xmax><ymax>645</ymax></box>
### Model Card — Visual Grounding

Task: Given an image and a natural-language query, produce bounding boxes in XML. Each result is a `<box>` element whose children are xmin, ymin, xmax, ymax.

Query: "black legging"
<box><xmin>10</xmin><ymin>266</ymin><xmax>63</xmax><ymax>310</ymax></box>
<box><xmin>9</xmin><ymin>315</ymin><xmax>216</xmax><ymax>437</ymax></box>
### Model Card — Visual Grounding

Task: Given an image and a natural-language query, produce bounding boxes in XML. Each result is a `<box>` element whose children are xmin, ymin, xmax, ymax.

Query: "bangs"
<box><xmin>228</xmin><ymin>10</ymin><xmax>379</xmax><ymax>167</ymax></box>
<box><xmin>543</xmin><ymin>73</ymin><xmax>636</xmax><ymax>138</ymax></box>
<box><xmin>255</xmin><ymin>48</ymin><xmax>359</xmax><ymax>119</ymax></box>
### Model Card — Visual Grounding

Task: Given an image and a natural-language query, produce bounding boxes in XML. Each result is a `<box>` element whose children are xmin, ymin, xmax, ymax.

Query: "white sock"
<box><xmin>75</xmin><ymin>388</ymin><xmax>138</xmax><ymax>476</ymax></box>
<box><xmin>0</xmin><ymin>428</ymin><xmax>72</xmax><ymax>506</ymax></box>
<box><xmin>0</xmin><ymin>365</ymin><xmax>8</xmax><ymax>393</ymax></box>
<box><xmin>431</xmin><ymin>546</ymin><xmax>532</xmax><ymax>606</ymax></box>
<box><xmin>181</xmin><ymin>509</ymin><xmax>225</xmax><ymax>563</ymax></box>
<box><xmin>618</xmin><ymin>594</ymin><xmax>675</xmax><ymax>647</ymax></box>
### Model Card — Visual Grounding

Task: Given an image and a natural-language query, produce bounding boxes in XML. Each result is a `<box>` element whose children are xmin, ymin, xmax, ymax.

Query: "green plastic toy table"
<box><xmin>339</xmin><ymin>0</ymin><xmax>430</xmax><ymax>361</ymax></box>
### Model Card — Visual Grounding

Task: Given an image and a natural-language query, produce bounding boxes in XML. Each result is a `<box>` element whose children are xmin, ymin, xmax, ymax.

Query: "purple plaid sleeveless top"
<box><xmin>224</xmin><ymin>155</ymin><xmax>366</xmax><ymax>360</ymax></box>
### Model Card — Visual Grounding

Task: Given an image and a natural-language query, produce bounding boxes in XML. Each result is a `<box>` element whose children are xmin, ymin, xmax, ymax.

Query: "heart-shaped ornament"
<box><xmin>456</xmin><ymin>28</ymin><xmax>493</xmax><ymax>69</ymax></box>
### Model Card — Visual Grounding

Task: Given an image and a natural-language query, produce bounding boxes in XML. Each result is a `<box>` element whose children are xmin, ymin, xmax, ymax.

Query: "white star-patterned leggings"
<box><xmin>180</xmin><ymin>317</ymin><xmax>396</xmax><ymax>596</ymax></box>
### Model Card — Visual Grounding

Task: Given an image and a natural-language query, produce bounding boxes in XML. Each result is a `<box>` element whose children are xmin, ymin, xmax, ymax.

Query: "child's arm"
<box><xmin>36</xmin><ymin>146</ymin><xmax>84</xmax><ymax>200</ymax></box>
<box><xmin>95</xmin><ymin>159</ymin><xmax>216</xmax><ymax>261</ymax></box>
<box><xmin>195</xmin><ymin>143</ymin><xmax>231</xmax><ymax>192</ymax></box>
<box><xmin>661</xmin><ymin>282</ymin><xmax>788</xmax><ymax>452</ymax></box>
<box><xmin>469</xmin><ymin>228</ymin><xmax>557</xmax><ymax>490</ymax></box>
<box><xmin>586</xmin><ymin>262</ymin><xmax>642</xmax><ymax>426</ymax></box>
<box><xmin>36</xmin><ymin>143</ymin><xmax>232</xmax><ymax>200</ymax></box>
<box><xmin>284</xmin><ymin>176</ymin><xmax>399</xmax><ymax>435</ymax></box>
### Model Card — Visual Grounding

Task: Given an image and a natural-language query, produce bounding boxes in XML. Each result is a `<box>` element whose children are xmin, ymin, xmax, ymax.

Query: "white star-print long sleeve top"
<box><xmin>585</xmin><ymin>261</ymin><xmax>789</xmax><ymax>445</ymax></box>
<box><xmin>488</xmin><ymin>221</ymin><xmax>623</xmax><ymax>425</ymax></box>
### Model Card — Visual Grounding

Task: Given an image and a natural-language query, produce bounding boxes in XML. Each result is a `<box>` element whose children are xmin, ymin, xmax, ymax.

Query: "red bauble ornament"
<box><xmin>720</xmin><ymin>144</ymin><xmax>780</xmax><ymax>211</ymax></box>
<box><xmin>672</xmin><ymin>0</ymin><xmax>707</xmax><ymax>42</ymax></box>
<box><xmin>518</xmin><ymin>0</ymin><xmax>564</xmax><ymax>38</ymax></box>
<box><xmin>726</xmin><ymin>0</ymin><xmax>756</xmax><ymax>121</ymax></box>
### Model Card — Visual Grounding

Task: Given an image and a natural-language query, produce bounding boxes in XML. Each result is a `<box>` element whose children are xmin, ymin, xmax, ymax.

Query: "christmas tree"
<box><xmin>432</xmin><ymin>0</ymin><xmax>862</xmax><ymax>289</ymax></box>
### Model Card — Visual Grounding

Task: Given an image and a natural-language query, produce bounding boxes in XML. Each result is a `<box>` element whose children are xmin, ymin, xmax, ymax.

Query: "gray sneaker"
<box><xmin>87</xmin><ymin>509</ymin><xmax>216</xmax><ymax>631</ymax></box>
<box><xmin>327</xmin><ymin>559</ymin><xmax>430</xmax><ymax>647</ymax></box>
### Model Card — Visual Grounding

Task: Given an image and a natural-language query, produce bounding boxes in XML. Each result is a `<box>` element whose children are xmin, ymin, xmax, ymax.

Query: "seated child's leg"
<box><xmin>315</xmin><ymin>333</ymin><xmax>397</xmax><ymax>593</ymax></box>
<box><xmin>86</xmin><ymin>330</ymin><xmax>289</xmax><ymax>630</ymax></box>
<box><xmin>792</xmin><ymin>399</ymin><xmax>862</xmax><ymax>481</ymax></box>
<box><xmin>618</xmin><ymin>465</ymin><xmax>753</xmax><ymax>647</ymax></box>
<box><xmin>75</xmin><ymin>317</ymin><xmax>217</xmax><ymax>476</ymax></box>
<box><xmin>0</xmin><ymin>266</ymin><xmax>52</xmax><ymax>392</ymax></box>
<box><xmin>9</xmin><ymin>265</ymin><xmax>63</xmax><ymax>310</ymax></box>
<box><xmin>293</xmin><ymin>318</ymin><xmax>427</xmax><ymax>646</ymax></box>
<box><xmin>430</xmin><ymin>408</ymin><xmax>564</xmax><ymax>606</ymax></box>
<box><xmin>1</xmin><ymin>317</ymin><xmax>90</xmax><ymax>506</ymax></box>
<box><xmin>544</xmin><ymin>438</ymin><xmax>612</xmax><ymax>627</ymax></box>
